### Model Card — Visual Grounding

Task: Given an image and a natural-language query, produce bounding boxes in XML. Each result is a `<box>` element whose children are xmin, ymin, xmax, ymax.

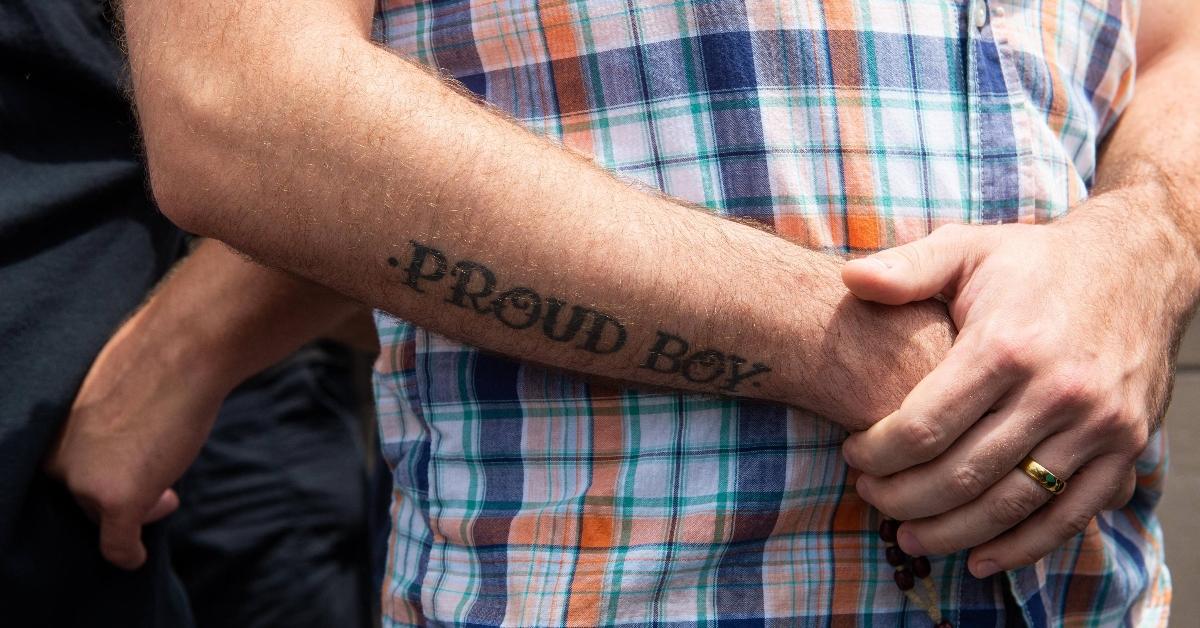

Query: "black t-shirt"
<box><xmin>0</xmin><ymin>1</ymin><xmax>190</xmax><ymax>624</ymax></box>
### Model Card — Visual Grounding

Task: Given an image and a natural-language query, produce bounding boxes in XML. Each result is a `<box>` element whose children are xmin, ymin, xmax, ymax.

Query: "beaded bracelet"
<box><xmin>879</xmin><ymin>518</ymin><xmax>952</xmax><ymax>628</ymax></box>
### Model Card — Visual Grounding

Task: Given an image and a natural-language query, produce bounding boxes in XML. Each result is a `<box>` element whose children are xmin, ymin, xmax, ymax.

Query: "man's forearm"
<box><xmin>45</xmin><ymin>239</ymin><xmax>368</xmax><ymax>570</ymax></box>
<box><xmin>125</xmin><ymin>240</ymin><xmax>365</xmax><ymax>394</ymax></box>
<box><xmin>1083</xmin><ymin>1</ymin><xmax>1200</xmax><ymax>353</ymax></box>
<box><xmin>122</xmin><ymin>0</ymin><xmax>952</xmax><ymax>426</ymax></box>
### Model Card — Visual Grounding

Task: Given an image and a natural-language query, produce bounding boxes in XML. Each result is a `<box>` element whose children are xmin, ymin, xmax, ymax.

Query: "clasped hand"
<box><xmin>840</xmin><ymin>203</ymin><xmax>1179</xmax><ymax>578</ymax></box>
<box><xmin>43</xmin><ymin>310</ymin><xmax>226</xmax><ymax>570</ymax></box>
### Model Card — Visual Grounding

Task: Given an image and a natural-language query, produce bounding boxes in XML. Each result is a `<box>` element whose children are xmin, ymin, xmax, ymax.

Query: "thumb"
<box><xmin>143</xmin><ymin>488</ymin><xmax>180</xmax><ymax>523</ymax></box>
<box><xmin>99</xmin><ymin>511</ymin><xmax>148</xmax><ymax>571</ymax></box>
<box><xmin>842</xmin><ymin>225</ymin><xmax>975</xmax><ymax>305</ymax></box>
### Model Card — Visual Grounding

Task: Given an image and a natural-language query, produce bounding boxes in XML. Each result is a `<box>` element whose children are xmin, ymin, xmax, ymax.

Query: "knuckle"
<box><xmin>858</xmin><ymin>478</ymin><xmax>905</xmax><ymax>519</ymax></box>
<box><xmin>92</xmin><ymin>482</ymin><xmax>137</xmax><ymax>516</ymax></box>
<box><xmin>1115</xmin><ymin>472</ymin><xmax>1137</xmax><ymax>508</ymax></box>
<box><xmin>1126</xmin><ymin>421</ymin><xmax>1151</xmax><ymax>453</ymax></box>
<box><xmin>1061</xmin><ymin>511</ymin><xmax>1094</xmax><ymax>538</ymax></box>
<box><xmin>901</xmin><ymin>418</ymin><xmax>944</xmax><ymax>460</ymax></box>
<box><xmin>1086</xmin><ymin>403</ymin><xmax>1123</xmax><ymax>437</ymax></box>
<box><xmin>931</xmin><ymin>223</ymin><xmax>960</xmax><ymax>236</ymax></box>
<box><xmin>99</xmin><ymin>534</ymin><xmax>128</xmax><ymax>554</ymax></box>
<box><xmin>1090</xmin><ymin>402</ymin><xmax>1150</xmax><ymax>454</ymax></box>
<box><xmin>1046</xmin><ymin>366</ymin><xmax>1098</xmax><ymax>410</ymax></box>
<box><xmin>877</xmin><ymin>500</ymin><xmax>908</xmax><ymax>521</ymax></box>
<box><xmin>988</xmin><ymin>486</ymin><xmax>1041</xmax><ymax>526</ymax></box>
<box><xmin>1118</xmin><ymin>406</ymin><xmax>1151</xmax><ymax>453</ymax></box>
<box><xmin>988</xmin><ymin>332</ymin><xmax>1034</xmax><ymax>373</ymax></box>
<box><xmin>950</xmin><ymin>464</ymin><xmax>990</xmax><ymax>501</ymax></box>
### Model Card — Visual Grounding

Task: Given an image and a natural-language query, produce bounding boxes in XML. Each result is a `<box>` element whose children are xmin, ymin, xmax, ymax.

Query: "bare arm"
<box><xmin>47</xmin><ymin>238</ymin><xmax>372</xmax><ymax>569</ymax></box>
<box><xmin>137</xmin><ymin>240</ymin><xmax>369</xmax><ymax>391</ymax></box>
<box><xmin>121</xmin><ymin>0</ymin><xmax>952</xmax><ymax>428</ymax></box>
<box><xmin>1089</xmin><ymin>0</ymin><xmax>1200</xmax><ymax>286</ymax></box>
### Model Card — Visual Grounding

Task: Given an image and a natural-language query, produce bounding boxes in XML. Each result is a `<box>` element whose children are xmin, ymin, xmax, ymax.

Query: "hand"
<box><xmin>838</xmin><ymin>194</ymin><xmax>1189</xmax><ymax>578</ymax></box>
<box><xmin>801</xmin><ymin>294</ymin><xmax>956</xmax><ymax>431</ymax></box>
<box><xmin>44</xmin><ymin>308</ymin><xmax>230</xmax><ymax>570</ymax></box>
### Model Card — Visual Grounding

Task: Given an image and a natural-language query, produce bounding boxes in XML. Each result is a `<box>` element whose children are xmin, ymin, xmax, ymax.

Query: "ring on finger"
<box><xmin>1020</xmin><ymin>455</ymin><xmax>1066</xmax><ymax>495</ymax></box>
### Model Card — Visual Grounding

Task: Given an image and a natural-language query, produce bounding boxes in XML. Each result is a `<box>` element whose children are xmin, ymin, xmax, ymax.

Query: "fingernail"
<box><xmin>971</xmin><ymin>559</ymin><xmax>1000</xmax><ymax>579</ymax></box>
<box><xmin>898</xmin><ymin>529</ymin><xmax>928</xmax><ymax>557</ymax></box>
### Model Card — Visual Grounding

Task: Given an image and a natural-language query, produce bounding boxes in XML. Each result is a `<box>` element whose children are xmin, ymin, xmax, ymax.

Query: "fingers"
<box><xmin>855</xmin><ymin>391</ymin><xmax>1064</xmax><ymax>520</ymax></box>
<box><xmin>99</xmin><ymin>510</ymin><xmax>148</xmax><ymax>571</ymax></box>
<box><xmin>968</xmin><ymin>454</ymin><xmax>1127</xmax><ymax>578</ymax></box>
<box><xmin>891</xmin><ymin>432</ymin><xmax>1089</xmax><ymax>557</ymax></box>
<box><xmin>841</xmin><ymin>224</ymin><xmax>979</xmax><ymax>305</ymax></box>
<box><xmin>843</xmin><ymin>334</ymin><xmax>1019</xmax><ymax>477</ymax></box>
<box><xmin>144</xmin><ymin>488</ymin><xmax>180</xmax><ymax>523</ymax></box>
<box><xmin>97</xmin><ymin>489</ymin><xmax>179</xmax><ymax>570</ymax></box>
<box><xmin>1102</xmin><ymin>467</ymin><xmax>1137</xmax><ymax>511</ymax></box>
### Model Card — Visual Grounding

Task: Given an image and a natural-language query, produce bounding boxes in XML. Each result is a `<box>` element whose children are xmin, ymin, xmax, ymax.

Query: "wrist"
<box><xmin>764</xmin><ymin>251</ymin><xmax>955</xmax><ymax>428</ymax></box>
<box><xmin>825</xmin><ymin>297</ymin><xmax>954</xmax><ymax>429</ymax></box>
<box><xmin>120</xmin><ymin>292</ymin><xmax>245</xmax><ymax>398</ymax></box>
<box><xmin>1061</xmin><ymin>184</ymin><xmax>1200</xmax><ymax>327</ymax></box>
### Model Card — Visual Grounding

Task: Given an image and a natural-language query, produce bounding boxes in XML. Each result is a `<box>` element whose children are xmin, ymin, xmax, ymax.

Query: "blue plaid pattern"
<box><xmin>372</xmin><ymin>0</ymin><xmax>1170</xmax><ymax>625</ymax></box>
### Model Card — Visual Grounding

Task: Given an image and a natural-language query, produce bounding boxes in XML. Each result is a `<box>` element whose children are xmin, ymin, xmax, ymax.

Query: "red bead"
<box><xmin>886</xmin><ymin>545</ymin><xmax>907</xmax><ymax>566</ymax></box>
<box><xmin>912</xmin><ymin>556</ymin><xmax>931</xmax><ymax>578</ymax></box>
<box><xmin>936</xmin><ymin>621</ymin><xmax>952</xmax><ymax>628</ymax></box>
<box><xmin>894</xmin><ymin>568</ymin><xmax>915</xmax><ymax>591</ymax></box>
<box><xmin>879</xmin><ymin>519</ymin><xmax>900</xmax><ymax>543</ymax></box>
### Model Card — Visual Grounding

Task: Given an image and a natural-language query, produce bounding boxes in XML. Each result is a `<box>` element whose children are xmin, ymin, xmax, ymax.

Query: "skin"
<box><xmin>840</xmin><ymin>0</ymin><xmax>1200</xmax><ymax>579</ymax></box>
<box><xmin>55</xmin><ymin>0</ymin><xmax>1192</xmax><ymax>581</ymax></box>
<box><xmin>46</xmin><ymin>240</ymin><xmax>369</xmax><ymax>569</ymax></box>
<box><xmin>116</xmin><ymin>0</ymin><xmax>953</xmax><ymax>421</ymax></box>
<box><xmin>49</xmin><ymin>0</ymin><xmax>955</xmax><ymax>570</ymax></box>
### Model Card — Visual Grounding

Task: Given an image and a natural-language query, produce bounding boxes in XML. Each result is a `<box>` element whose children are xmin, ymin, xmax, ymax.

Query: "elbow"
<box><xmin>142</xmin><ymin>148</ymin><xmax>209</xmax><ymax>237</ymax></box>
<box><xmin>123</xmin><ymin>8</ymin><xmax>268</xmax><ymax>239</ymax></box>
<box><xmin>136</xmin><ymin>78</ymin><xmax>237</xmax><ymax>238</ymax></box>
<box><xmin>121</xmin><ymin>0</ymin><xmax>375</xmax><ymax>239</ymax></box>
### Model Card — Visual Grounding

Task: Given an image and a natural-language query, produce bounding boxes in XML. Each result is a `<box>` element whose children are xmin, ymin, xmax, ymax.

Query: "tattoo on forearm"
<box><xmin>392</xmin><ymin>241</ymin><xmax>627</xmax><ymax>353</ymax></box>
<box><xmin>640</xmin><ymin>331</ymin><xmax>771</xmax><ymax>391</ymax></box>
<box><xmin>387</xmin><ymin>240</ymin><xmax>771</xmax><ymax>393</ymax></box>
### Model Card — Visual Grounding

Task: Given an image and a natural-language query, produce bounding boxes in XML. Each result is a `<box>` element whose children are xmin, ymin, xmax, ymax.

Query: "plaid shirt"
<box><xmin>372</xmin><ymin>0</ymin><xmax>1170</xmax><ymax>625</ymax></box>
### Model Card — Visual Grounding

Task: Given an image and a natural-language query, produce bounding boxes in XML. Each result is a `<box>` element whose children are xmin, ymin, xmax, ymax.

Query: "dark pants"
<box><xmin>0</xmin><ymin>477</ymin><xmax>194</xmax><ymax>628</ymax></box>
<box><xmin>168</xmin><ymin>342</ymin><xmax>380</xmax><ymax>628</ymax></box>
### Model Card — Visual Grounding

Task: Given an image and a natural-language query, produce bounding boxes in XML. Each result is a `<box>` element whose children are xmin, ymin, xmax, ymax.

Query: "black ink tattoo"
<box><xmin>398</xmin><ymin>242</ymin><xmax>447</xmax><ymax>292</ymax></box>
<box><xmin>640</xmin><ymin>331</ymin><xmax>771</xmax><ymax>391</ymax></box>
<box><xmin>387</xmin><ymin>241</ymin><xmax>771</xmax><ymax>393</ymax></box>
<box><xmin>447</xmin><ymin>261</ymin><xmax>497</xmax><ymax>314</ymax></box>
<box><xmin>394</xmin><ymin>240</ymin><xmax>626</xmax><ymax>354</ymax></box>
<box><xmin>492</xmin><ymin>287</ymin><xmax>542</xmax><ymax>330</ymax></box>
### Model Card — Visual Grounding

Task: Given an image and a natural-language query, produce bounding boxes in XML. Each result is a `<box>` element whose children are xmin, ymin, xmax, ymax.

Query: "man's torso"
<box><xmin>371</xmin><ymin>1</ymin><xmax>1170</xmax><ymax>625</ymax></box>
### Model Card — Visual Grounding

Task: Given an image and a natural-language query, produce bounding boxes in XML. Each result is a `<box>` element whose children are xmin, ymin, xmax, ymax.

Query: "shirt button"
<box><xmin>993</xmin><ymin>5</ymin><xmax>1005</xmax><ymax>17</ymax></box>
<box><xmin>974</xmin><ymin>0</ymin><xmax>988</xmax><ymax>30</ymax></box>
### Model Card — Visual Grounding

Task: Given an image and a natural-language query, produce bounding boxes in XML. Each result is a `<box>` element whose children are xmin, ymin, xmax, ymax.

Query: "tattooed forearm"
<box><xmin>391</xmin><ymin>241</ymin><xmax>627</xmax><ymax>353</ymax></box>
<box><xmin>386</xmin><ymin>240</ymin><xmax>772</xmax><ymax>394</ymax></box>
<box><xmin>640</xmin><ymin>331</ymin><xmax>771</xmax><ymax>392</ymax></box>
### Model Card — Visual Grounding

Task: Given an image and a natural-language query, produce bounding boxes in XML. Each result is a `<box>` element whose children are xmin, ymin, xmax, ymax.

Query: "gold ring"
<box><xmin>1021</xmin><ymin>456</ymin><xmax>1066</xmax><ymax>495</ymax></box>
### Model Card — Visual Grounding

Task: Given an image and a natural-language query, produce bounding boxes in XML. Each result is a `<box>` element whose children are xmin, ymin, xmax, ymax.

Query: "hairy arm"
<box><xmin>1086</xmin><ymin>0</ymin><xmax>1200</xmax><ymax>325</ymax></box>
<box><xmin>121</xmin><ymin>0</ymin><xmax>952</xmax><ymax>428</ymax></box>
<box><xmin>104</xmin><ymin>240</ymin><xmax>370</xmax><ymax>392</ymax></box>
<box><xmin>47</xmin><ymin>239</ymin><xmax>372</xmax><ymax>569</ymax></box>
